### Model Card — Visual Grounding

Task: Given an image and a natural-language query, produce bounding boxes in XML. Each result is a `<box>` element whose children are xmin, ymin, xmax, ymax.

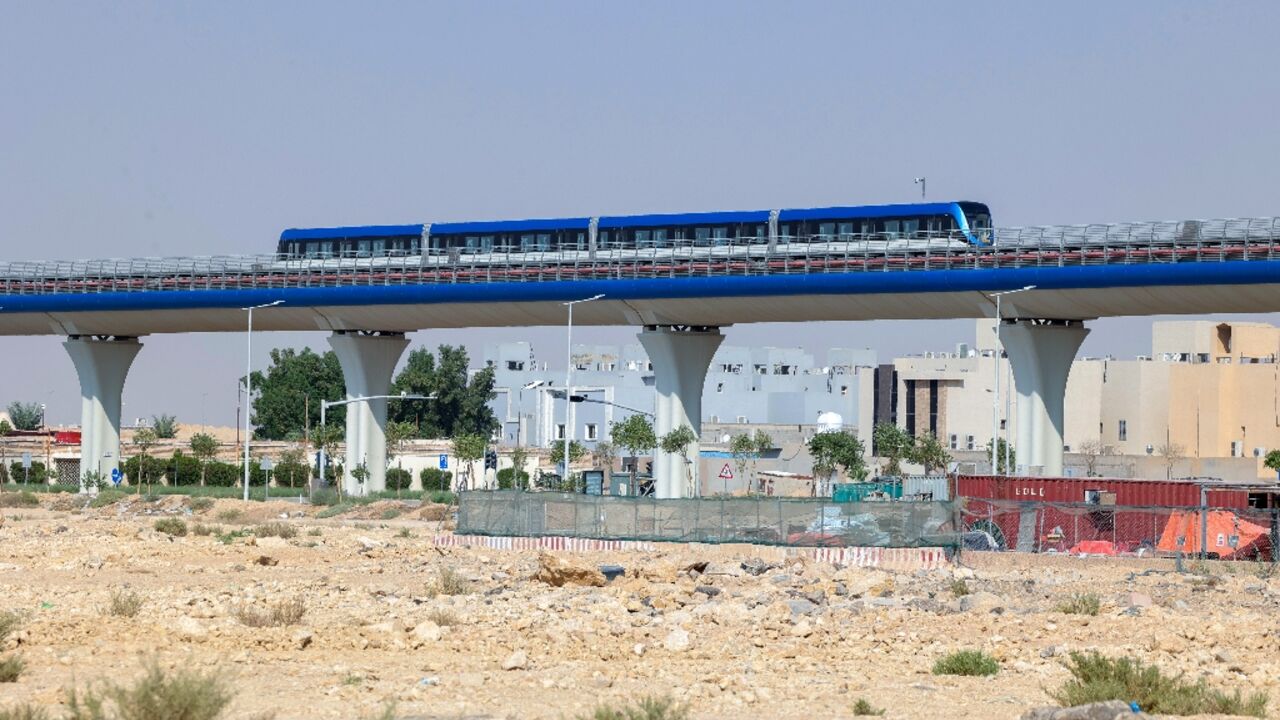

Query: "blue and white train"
<box><xmin>277</xmin><ymin>201</ymin><xmax>992</xmax><ymax>263</ymax></box>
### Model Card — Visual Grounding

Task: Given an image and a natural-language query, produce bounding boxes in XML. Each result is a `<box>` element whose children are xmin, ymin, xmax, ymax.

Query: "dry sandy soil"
<box><xmin>0</xmin><ymin>494</ymin><xmax>1277</xmax><ymax>719</ymax></box>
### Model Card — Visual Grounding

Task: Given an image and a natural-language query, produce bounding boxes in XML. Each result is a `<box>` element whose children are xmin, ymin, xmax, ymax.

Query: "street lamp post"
<box><xmin>562</xmin><ymin>294</ymin><xmax>604</xmax><ymax>485</ymax></box>
<box><xmin>242</xmin><ymin>300</ymin><xmax>284</xmax><ymax>501</ymax></box>
<box><xmin>318</xmin><ymin>393</ymin><xmax>434</xmax><ymax>497</ymax></box>
<box><xmin>913</xmin><ymin>177</ymin><xmax>926</xmax><ymax>200</ymax></box>
<box><xmin>988</xmin><ymin>286</ymin><xmax>1035</xmax><ymax>475</ymax></box>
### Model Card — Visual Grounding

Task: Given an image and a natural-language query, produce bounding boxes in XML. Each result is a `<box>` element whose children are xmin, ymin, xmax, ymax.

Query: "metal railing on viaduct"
<box><xmin>1</xmin><ymin>217</ymin><xmax>1278</xmax><ymax>297</ymax></box>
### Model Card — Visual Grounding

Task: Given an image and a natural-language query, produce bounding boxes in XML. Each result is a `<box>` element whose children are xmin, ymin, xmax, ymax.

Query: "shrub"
<box><xmin>316</xmin><ymin>504</ymin><xmax>352</xmax><ymax>519</ymax></box>
<box><xmin>7</xmin><ymin>462</ymin><xmax>48</xmax><ymax>485</ymax></box>
<box><xmin>123</xmin><ymin>455</ymin><xmax>168</xmax><ymax>486</ymax></box>
<box><xmin>203</xmin><ymin>461</ymin><xmax>240</xmax><ymax>488</ymax></box>
<box><xmin>396</xmin><ymin>527</ymin><xmax>413</xmax><ymax>539</ymax></box>
<box><xmin>852</xmin><ymin>698</ymin><xmax>885</xmax><ymax>716</ymax></box>
<box><xmin>306</xmin><ymin>527</ymin><xmax>322</xmax><ymax>536</ymax></box>
<box><xmin>949</xmin><ymin>579</ymin><xmax>971</xmax><ymax>597</ymax></box>
<box><xmin>192</xmin><ymin>523</ymin><xmax>217</xmax><ymax>537</ymax></box>
<box><xmin>164</xmin><ymin>451</ymin><xmax>202</xmax><ymax>486</ymax></box>
<box><xmin>427</xmin><ymin>608</ymin><xmax>458</xmax><ymax>626</ymax></box>
<box><xmin>272</xmin><ymin>459</ymin><xmax>311</xmax><ymax>489</ymax></box>
<box><xmin>932</xmin><ymin>650</ymin><xmax>1000</xmax><ymax>677</ymax></box>
<box><xmin>189</xmin><ymin>497</ymin><xmax>214</xmax><ymax>512</ymax></box>
<box><xmin>90</xmin><ymin>489</ymin><xmax>128</xmax><ymax>508</ymax></box>
<box><xmin>0</xmin><ymin>491</ymin><xmax>40</xmax><ymax>508</ymax></box>
<box><xmin>385</xmin><ymin>467</ymin><xmax>412</xmax><ymax>491</ymax></box>
<box><xmin>153</xmin><ymin>518</ymin><xmax>187</xmax><ymax>537</ymax></box>
<box><xmin>580</xmin><ymin>696</ymin><xmax>687</xmax><ymax>720</ymax></box>
<box><xmin>215</xmin><ymin>509</ymin><xmax>244</xmax><ymax>523</ymax></box>
<box><xmin>380</xmin><ymin>508</ymin><xmax>401</xmax><ymax>520</ymax></box>
<box><xmin>66</xmin><ymin>660</ymin><xmax>233</xmax><ymax>720</ymax></box>
<box><xmin>107</xmin><ymin>590</ymin><xmax>144</xmax><ymax>618</ymax></box>
<box><xmin>1055</xmin><ymin>593</ymin><xmax>1101</xmax><ymax>616</ymax></box>
<box><xmin>253</xmin><ymin>522</ymin><xmax>296</xmax><ymax>539</ymax></box>
<box><xmin>496</xmin><ymin>467</ymin><xmax>529</xmax><ymax>490</ymax></box>
<box><xmin>418</xmin><ymin>468</ymin><xmax>453</xmax><ymax>493</ymax></box>
<box><xmin>234</xmin><ymin>598</ymin><xmax>306</xmax><ymax>628</ymax></box>
<box><xmin>0</xmin><ymin>654</ymin><xmax>24</xmax><ymax>682</ymax></box>
<box><xmin>310</xmin><ymin>489</ymin><xmax>340</xmax><ymax>507</ymax></box>
<box><xmin>1051</xmin><ymin>652</ymin><xmax>1267</xmax><ymax>717</ymax></box>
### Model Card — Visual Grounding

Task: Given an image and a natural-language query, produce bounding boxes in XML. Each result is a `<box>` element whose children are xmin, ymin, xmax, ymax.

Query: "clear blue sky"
<box><xmin>3</xmin><ymin>2</ymin><xmax>1278</xmax><ymax>426</ymax></box>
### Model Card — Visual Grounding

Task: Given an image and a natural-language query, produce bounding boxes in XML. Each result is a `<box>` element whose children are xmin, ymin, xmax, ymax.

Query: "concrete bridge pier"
<box><xmin>63</xmin><ymin>336</ymin><xmax>143</xmax><ymax>492</ymax></box>
<box><xmin>638</xmin><ymin>325</ymin><xmax>724</xmax><ymax>498</ymax></box>
<box><xmin>1001</xmin><ymin>320</ymin><xmax>1089</xmax><ymax>476</ymax></box>
<box><xmin>328</xmin><ymin>331</ymin><xmax>409</xmax><ymax>497</ymax></box>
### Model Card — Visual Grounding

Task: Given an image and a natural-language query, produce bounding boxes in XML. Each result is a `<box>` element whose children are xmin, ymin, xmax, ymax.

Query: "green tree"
<box><xmin>549</xmin><ymin>439</ymin><xmax>587</xmax><ymax>468</ymax></box>
<box><xmin>189</xmin><ymin>432</ymin><xmax>219</xmax><ymax>486</ymax></box>
<box><xmin>0</xmin><ymin>419</ymin><xmax>12</xmax><ymax>436</ymax></box>
<box><xmin>151</xmin><ymin>414</ymin><xmax>178</xmax><ymax>439</ymax></box>
<box><xmin>390</xmin><ymin>345</ymin><xmax>499</xmax><ymax>439</ymax></box>
<box><xmin>591</xmin><ymin>441</ymin><xmax>615</xmax><ymax>473</ymax></box>
<box><xmin>909</xmin><ymin>432</ymin><xmax>952</xmax><ymax>474</ymax></box>
<box><xmin>451</xmin><ymin>433</ymin><xmax>487</xmax><ymax>491</ymax></box>
<box><xmin>385</xmin><ymin>420</ymin><xmax>417</xmax><ymax>497</ymax></box>
<box><xmin>310</xmin><ymin>422</ymin><xmax>345</xmax><ymax>498</ymax></box>
<box><xmin>509</xmin><ymin>444</ymin><xmax>530</xmax><ymax>480</ymax></box>
<box><xmin>808</xmin><ymin>430</ymin><xmax>869</xmax><ymax>487</ymax></box>
<box><xmin>661</xmin><ymin>425</ymin><xmax>699</xmax><ymax>496</ymax></box>
<box><xmin>0</xmin><ymin>419</ymin><xmax>10</xmax><ymax>480</ymax></box>
<box><xmin>985</xmin><ymin>438</ymin><xmax>1016</xmax><ymax>475</ymax></box>
<box><xmin>873</xmin><ymin>422</ymin><xmax>914</xmax><ymax>477</ymax></box>
<box><xmin>6</xmin><ymin>402</ymin><xmax>42</xmax><ymax>431</ymax></box>
<box><xmin>610</xmin><ymin>414</ymin><xmax>657</xmax><ymax>495</ymax></box>
<box><xmin>248</xmin><ymin>348</ymin><xmax>346</xmax><ymax>440</ymax></box>
<box><xmin>131</xmin><ymin>427</ymin><xmax>158</xmax><ymax>495</ymax></box>
<box><xmin>1265</xmin><ymin>449</ymin><xmax>1280</xmax><ymax>477</ymax></box>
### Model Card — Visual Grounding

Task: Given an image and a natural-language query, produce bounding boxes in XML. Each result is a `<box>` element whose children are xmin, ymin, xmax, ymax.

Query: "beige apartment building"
<box><xmin>891</xmin><ymin>319</ymin><xmax>1280</xmax><ymax>481</ymax></box>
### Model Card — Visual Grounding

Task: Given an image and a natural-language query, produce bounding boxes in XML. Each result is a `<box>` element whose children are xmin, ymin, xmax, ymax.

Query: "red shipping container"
<box><xmin>954</xmin><ymin>475</ymin><xmax>1248</xmax><ymax>509</ymax></box>
<box><xmin>54</xmin><ymin>430</ymin><xmax>81</xmax><ymax>445</ymax></box>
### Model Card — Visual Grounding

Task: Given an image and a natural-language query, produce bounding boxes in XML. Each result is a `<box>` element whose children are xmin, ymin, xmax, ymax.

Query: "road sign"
<box><xmin>438</xmin><ymin>454</ymin><xmax>448</xmax><ymax>470</ymax></box>
<box><xmin>718</xmin><ymin>463</ymin><xmax>734</xmax><ymax>480</ymax></box>
<box><xmin>21</xmin><ymin>452</ymin><xmax>31</xmax><ymax>469</ymax></box>
<box><xmin>110</xmin><ymin>468</ymin><xmax>123</xmax><ymax>486</ymax></box>
<box><xmin>261</xmin><ymin>457</ymin><xmax>273</xmax><ymax>471</ymax></box>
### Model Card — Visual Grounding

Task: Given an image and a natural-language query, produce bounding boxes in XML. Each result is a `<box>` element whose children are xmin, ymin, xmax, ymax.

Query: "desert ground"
<box><xmin>0</xmin><ymin>493</ymin><xmax>1276</xmax><ymax>719</ymax></box>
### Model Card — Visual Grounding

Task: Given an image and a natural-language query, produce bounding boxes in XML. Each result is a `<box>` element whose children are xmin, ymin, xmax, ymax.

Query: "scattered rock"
<box><xmin>741</xmin><ymin>558</ymin><xmax>776</xmax><ymax>576</ymax></box>
<box><xmin>292</xmin><ymin>629</ymin><xmax>313</xmax><ymax>650</ymax></box>
<box><xmin>1127</xmin><ymin>592</ymin><xmax>1153</xmax><ymax>608</ymax></box>
<box><xmin>703</xmin><ymin>561</ymin><xmax>743</xmax><ymax>577</ymax></box>
<box><xmin>411</xmin><ymin>622</ymin><xmax>443</xmax><ymax>643</ymax></box>
<box><xmin>534</xmin><ymin>553</ymin><xmax>606</xmax><ymax>587</ymax></box>
<box><xmin>254</xmin><ymin>555</ymin><xmax>279</xmax><ymax>566</ymax></box>
<box><xmin>694</xmin><ymin>584</ymin><xmax>722</xmax><ymax>598</ymax></box>
<box><xmin>959</xmin><ymin>592</ymin><xmax>1006</xmax><ymax>614</ymax></box>
<box><xmin>786</xmin><ymin>598</ymin><xmax>819</xmax><ymax>615</ymax></box>
<box><xmin>501</xmin><ymin>650</ymin><xmax>528</xmax><ymax>671</ymax></box>
<box><xmin>664</xmin><ymin>627</ymin><xmax>691</xmax><ymax>652</ymax></box>
<box><xmin>175</xmin><ymin>616</ymin><xmax>207</xmax><ymax>640</ymax></box>
<box><xmin>356</xmin><ymin>536</ymin><xmax>383</xmax><ymax>552</ymax></box>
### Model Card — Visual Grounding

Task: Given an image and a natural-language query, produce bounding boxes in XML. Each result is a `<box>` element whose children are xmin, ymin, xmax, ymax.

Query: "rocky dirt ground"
<box><xmin>0</xmin><ymin>494</ymin><xmax>1276</xmax><ymax>719</ymax></box>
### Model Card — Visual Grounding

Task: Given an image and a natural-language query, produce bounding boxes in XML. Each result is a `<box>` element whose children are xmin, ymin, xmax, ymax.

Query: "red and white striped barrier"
<box><xmin>432</xmin><ymin>534</ymin><xmax>950</xmax><ymax>569</ymax></box>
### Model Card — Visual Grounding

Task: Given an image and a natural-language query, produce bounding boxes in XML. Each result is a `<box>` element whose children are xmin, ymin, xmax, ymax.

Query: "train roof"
<box><xmin>279</xmin><ymin>202</ymin><xmax>989</xmax><ymax>240</ymax></box>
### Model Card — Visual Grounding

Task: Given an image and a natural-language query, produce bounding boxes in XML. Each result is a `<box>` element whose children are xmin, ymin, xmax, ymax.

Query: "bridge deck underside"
<box><xmin>2</xmin><ymin>278</ymin><xmax>1279</xmax><ymax>336</ymax></box>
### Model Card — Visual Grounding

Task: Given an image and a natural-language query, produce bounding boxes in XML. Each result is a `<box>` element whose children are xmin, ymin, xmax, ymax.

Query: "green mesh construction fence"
<box><xmin>457</xmin><ymin>491</ymin><xmax>962</xmax><ymax>548</ymax></box>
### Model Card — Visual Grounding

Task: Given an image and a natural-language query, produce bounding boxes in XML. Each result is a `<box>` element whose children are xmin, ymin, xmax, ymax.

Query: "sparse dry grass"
<box><xmin>1055</xmin><ymin>593</ymin><xmax>1101</xmax><ymax>616</ymax></box>
<box><xmin>0</xmin><ymin>611</ymin><xmax>22</xmax><ymax>644</ymax></box>
<box><xmin>0</xmin><ymin>654</ymin><xmax>24</xmax><ymax>682</ymax></box>
<box><xmin>852</xmin><ymin>698</ymin><xmax>885</xmax><ymax>716</ymax></box>
<box><xmin>234</xmin><ymin>598</ymin><xmax>306</xmax><ymax>628</ymax></box>
<box><xmin>192</xmin><ymin>523</ymin><xmax>218</xmax><ymax>537</ymax></box>
<box><xmin>215</xmin><ymin>509</ymin><xmax>244</xmax><ymax>524</ymax></box>
<box><xmin>0</xmin><ymin>492</ymin><xmax>40</xmax><ymax>508</ymax></box>
<box><xmin>427</xmin><ymin>608</ymin><xmax>459</xmax><ymax>627</ymax></box>
<box><xmin>253</xmin><ymin>522</ymin><xmax>296</xmax><ymax>539</ymax></box>
<box><xmin>65</xmin><ymin>660</ymin><xmax>233</xmax><ymax>720</ymax></box>
<box><xmin>153</xmin><ymin>518</ymin><xmax>187</xmax><ymax>537</ymax></box>
<box><xmin>581</xmin><ymin>696</ymin><xmax>687</xmax><ymax>720</ymax></box>
<box><xmin>427</xmin><ymin>567</ymin><xmax>469</xmax><ymax>597</ymax></box>
<box><xmin>106</xmin><ymin>589</ymin><xmax>144</xmax><ymax>618</ymax></box>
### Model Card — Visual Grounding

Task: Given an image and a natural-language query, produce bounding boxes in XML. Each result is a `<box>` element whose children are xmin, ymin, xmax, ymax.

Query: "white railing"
<box><xmin>1</xmin><ymin>216</ymin><xmax>1278</xmax><ymax>296</ymax></box>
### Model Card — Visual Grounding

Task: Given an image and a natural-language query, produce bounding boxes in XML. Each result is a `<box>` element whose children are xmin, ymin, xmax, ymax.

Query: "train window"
<box><xmin>537</xmin><ymin>234</ymin><xmax>551</xmax><ymax>251</ymax></box>
<box><xmin>519</xmin><ymin>234</ymin><xmax>534</xmax><ymax>251</ymax></box>
<box><xmin>818</xmin><ymin>222</ymin><xmax>836</xmax><ymax>237</ymax></box>
<box><xmin>372</xmin><ymin>239</ymin><xmax>386</xmax><ymax>255</ymax></box>
<box><xmin>409</xmin><ymin>238</ymin><xmax>420</xmax><ymax>254</ymax></box>
<box><xmin>598</xmin><ymin>230</ymin><xmax>611</xmax><ymax>247</ymax></box>
<box><xmin>884</xmin><ymin>220</ymin><xmax>901</xmax><ymax>236</ymax></box>
<box><xmin>711</xmin><ymin>227</ymin><xmax>729</xmax><ymax>245</ymax></box>
<box><xmin>355</xmin><ymin>239</ymin><xmax>369</xmax><ymax>255</ymax></box>
<box><xmin>838</xmin><ymin>222</ymin><xmax>854</xmax><ymax>237</ymax></box>
<box><xmin>652</xmin><ymin>228</ymin><xmax>668</xmax><ymax>247</ymax></box>
<box><xmin>635</xmin><ymin>230</ymin><xmax>652</xmax><ymax>248</ymax></box>
<box><xmin>902</xmin><ymin>219</ymin><xmax>919</xmax><ymax>236</ymax></box>
<box><xmin>479</xmin><ymin>235</ymin><xmax>495</xmax><ymax>251</ymax></box>
<box><xmin>779</xmin><ymin>223</ymin><xmax>793</xmax><ymax>238</ymax></box>
<box><xmin>694</xmin><ymin>227</ymin><xmax>711</xmax><ymax>245</ymax></box>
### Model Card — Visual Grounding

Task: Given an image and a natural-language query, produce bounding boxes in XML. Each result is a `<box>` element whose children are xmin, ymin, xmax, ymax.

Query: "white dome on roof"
<box><xmin>816</xmin><ymin>411</ymin><xmax>843</xmax><ymax>433</ymax></box>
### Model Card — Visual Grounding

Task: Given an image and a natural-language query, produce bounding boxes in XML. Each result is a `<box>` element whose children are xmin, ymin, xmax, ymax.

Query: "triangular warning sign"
<box><xmin>718</xmin><ymin>463</ymin><xmax>734</xmax><ymax>479</ymax></box>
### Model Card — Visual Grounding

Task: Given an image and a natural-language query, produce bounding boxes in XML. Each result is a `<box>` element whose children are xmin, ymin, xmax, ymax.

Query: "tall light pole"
<box><xmin>988</xmin><ymin>286</ymin><xmax>1035</xmax><ymax>475</ymax></box>
<box><xmin>242</xmin><ymin>300</ymin><xmax>284</xmax><ymax>501</ymax></box>
<box><xmin>913</xmin><ymin>177</ymin><xmax>926</xmax><ymax>200</ymax></box>
<box><xmin>318</xmin><ymin>393</ymin><xmax>434</xmax><ymax>497</ymax></box>
<box><xmin>562</xmin><ymin>294</ymin><xmax>604</xmax><ymax>483</ymax></box>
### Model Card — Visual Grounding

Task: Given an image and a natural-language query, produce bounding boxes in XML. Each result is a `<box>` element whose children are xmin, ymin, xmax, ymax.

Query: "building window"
<box><xmin>949</xmin><ymin>434</ymin><xmax>958</xmax><ymax>450</ymax></box>
<box><xmin>1118</xmin><ymin>420</ymin><xmax>1127</xmax><ymax>441</ymax></box>
<box><xmin>737</xmin><ymin>416</ymin><xmax>748</xmax><ymax>424</ymax></box>
<box><xmin>716</xmin><ymin>382</ymin><xmax>724</xmax><ymax>393</ymax></box>
<box><xmin>965</xmin><ymin>435</ymin><xmax>975</xmax><ymax>450</ymax></box>
<box><xmin>840</xmin><ymin>385</ymin><xmax>848</xmax><ymax>396</ymax></box>
<box><xmin>555</xmin><ymin>424</ymin><xmax>566</xmax><ymax>441</ymax></box>
<box><xmin>584</xmin><ymin>424</ymin><xmax>598</xmax><ymax>441</ymax></box>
